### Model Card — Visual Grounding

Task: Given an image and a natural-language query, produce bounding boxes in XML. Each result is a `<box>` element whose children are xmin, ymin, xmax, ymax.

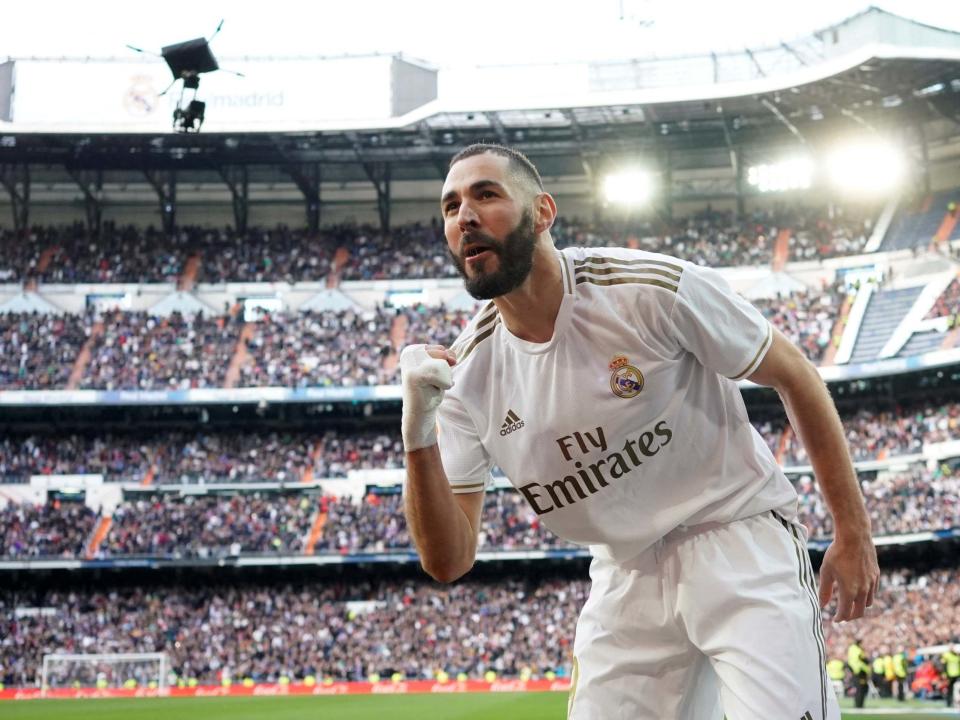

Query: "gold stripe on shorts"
<box><xmin>772</xmin><ymin>512</ymin><xmax>828</xmax><ymax>720</ymax></box>
<box><xmin>567</xmin><ymin>655</ymin><xmax>580</xmax><ymax>719</ymax></box>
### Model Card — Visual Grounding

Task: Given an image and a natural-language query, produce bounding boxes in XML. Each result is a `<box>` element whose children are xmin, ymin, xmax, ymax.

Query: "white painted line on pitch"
<box><xmin>842</xmin><ymin>709</ymin><xmax>960</xmax><ymax>715</ymax></box>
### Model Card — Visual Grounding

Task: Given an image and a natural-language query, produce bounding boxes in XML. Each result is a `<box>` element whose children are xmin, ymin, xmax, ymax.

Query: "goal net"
<box><xmin>41</xmin><ymin>652</ymin><xmax>169</xmax><ymax>691</ymax></box>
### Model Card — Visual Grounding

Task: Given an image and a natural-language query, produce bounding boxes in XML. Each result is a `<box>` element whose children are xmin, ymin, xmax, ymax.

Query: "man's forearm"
<box><xmin>404</xmin><ymin>444</ymin><xmax>477</xmax><ymax>582</ymax></box>
<box><xmin>777</xmin><ymin>362</ymin><xmax>872</xmax><ymax>540</ymax></box>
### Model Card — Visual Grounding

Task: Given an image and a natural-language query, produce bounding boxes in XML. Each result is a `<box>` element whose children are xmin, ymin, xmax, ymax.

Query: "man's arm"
<box><xmin>399</xmin><ymin>344</ymin><xmax>484</xmax><ymax>583</ymax></box>
<box><xmin>748</xmin><ymin>328</ymin><xmax>880</xmax><ymax>621</ymax></box>
<box><xmin>404</xmin><ymin>444</ymin><xmax>484</xmax><ymax>583</ymax></box>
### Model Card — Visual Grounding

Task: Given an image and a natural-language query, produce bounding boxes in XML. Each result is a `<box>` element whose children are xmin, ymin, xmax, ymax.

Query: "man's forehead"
<box><xmin>442</xmin><ymin>153</ymin><xmax>512</xmax><ymax>196</ymax></box>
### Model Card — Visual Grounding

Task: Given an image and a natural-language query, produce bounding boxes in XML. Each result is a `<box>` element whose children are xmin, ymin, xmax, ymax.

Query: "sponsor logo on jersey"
<box><xmin>500</xmin><ymin>409</ymin><xmax>525</xmax><ymax>436</ymax></box>
<box><xmin>609</xmin><ymin>354</ymin><xmax>644</xmax><ymax>399</ymax></box>
<box><xmin>518</xmin><ymin>419</ymin><xmax>673</xmax><ymax>515</ymax></box>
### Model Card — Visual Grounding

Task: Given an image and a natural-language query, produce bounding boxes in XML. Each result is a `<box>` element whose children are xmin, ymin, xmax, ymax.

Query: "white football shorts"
<box><xmin>567</xmin><ymin>511</ymin><xmax>840</xmax><ymax>720</ymax></box>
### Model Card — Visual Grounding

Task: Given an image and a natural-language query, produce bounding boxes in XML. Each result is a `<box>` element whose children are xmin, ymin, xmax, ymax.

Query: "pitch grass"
<box><xmin>0</xmin><ymin>693</ymin><xmax>946</xmax><ymax>719</ymax></box>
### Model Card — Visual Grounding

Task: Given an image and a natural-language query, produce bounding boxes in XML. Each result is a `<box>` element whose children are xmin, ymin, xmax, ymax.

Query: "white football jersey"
<box><xmin>436</xmin><ymin>246</ymin><xmax>799</xmax><ymax>564</ymax></box>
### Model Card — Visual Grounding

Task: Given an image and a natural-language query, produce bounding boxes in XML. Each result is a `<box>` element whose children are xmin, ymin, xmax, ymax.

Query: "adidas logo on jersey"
<box><xmin>500</xmin><ymin>409</ymin><xmax>525</xmax><ymax>436</ymax></box>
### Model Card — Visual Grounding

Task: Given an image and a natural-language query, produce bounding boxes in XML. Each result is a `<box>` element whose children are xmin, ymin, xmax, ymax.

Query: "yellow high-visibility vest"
<box><xmin>847</xmin><ymin>644</ymin><xmax>868</xmax><ymax>675</ymax></box>
<box><xmin>944</xmin><ymin>650</ymin><xmax>960</xmax><ymax>678</ymax></box>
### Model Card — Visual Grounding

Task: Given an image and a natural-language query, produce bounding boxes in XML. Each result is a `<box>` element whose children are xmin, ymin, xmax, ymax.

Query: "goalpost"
<box><xmin>40</xmin><ymin>652</ymin><xmax>170</xmax><ymax>692</ymax></box>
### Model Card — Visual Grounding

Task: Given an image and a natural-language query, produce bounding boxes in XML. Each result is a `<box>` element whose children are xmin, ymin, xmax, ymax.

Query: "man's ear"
<box><xmin>533</xmin><ymin>192</ymin><xmax>558</xmax><ymax>235</ymax></box>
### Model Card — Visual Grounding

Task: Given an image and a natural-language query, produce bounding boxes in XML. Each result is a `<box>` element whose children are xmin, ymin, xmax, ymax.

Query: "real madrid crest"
<box><xmin>609</xmin><ymin>354</ymin><xmax>644</xmax><ymax>399</ymax></box>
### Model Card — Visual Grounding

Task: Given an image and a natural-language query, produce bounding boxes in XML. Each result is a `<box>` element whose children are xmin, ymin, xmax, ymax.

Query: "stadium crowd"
<box><xmin>795</xmin><ymin>462</ymin><xmax>960</xmax><ymax>538</ymax></box>
<box><xmin>0</xmin><ymin>429</ymin><xmax>404</xmax><ymax>484</ymax></box>
<box><xmin>82</xmin><ymin>310</ymin><xmax>239</xmax><ymax>391</ymax></box>
<box><xmin>0</xmin><ymin>289</ymin><xmax>837</xmax><ymax>392</ymax></box>
<box><xmin>198</xmin><ymin>226</ymin><xmax>334</xmax><ymax>284</ymax></box>
<box><xmin>0</xmin><ymin>208</ymin><xmax>877</xmax><ymax>287</ymax></box>
<box><xmin>1</xmin><ymin>568</ymin><xmax>956</xmax><ymax>688</ymax></box>
<box><xmin>824</xmin><ymin>568</ymin><xmax>960</xmax><ymax>666</ymax></box>
<box><xmin>753</xmin><ymin>282</ymin><xmax>847</xmax><ymax>364</ymax></box>
<box><xmin>0</xmin><ymin>500</ymin><xmax>97</xmax><ymax>558</ymax></box>
<box><xmin>239</xmin><ymin>308</ymin><xmax>395</xmax><ymax>388</ymax></box>
<box><xmin>101</xmin><ymin>493</ymin><xmax>316</xmax><ymax>558</ymax></box>
<box><xmin>4</xmin><ymin>397</ymin><xmax>956</xmax><ymax>486</ymax></box>
<box><xmin>774</xmin><ymin>402</ymin><xmax>960</xmax><ymax>466</ymax></box>
<box><xmin>926</xmin><ymin>277</ymin><xmax>960</xmax><ymax>320</ymax></box>
<box><xmin>0</xmin><ymin>304</ymin><xmax>478</xmax><ymax>391</ymax></box>
<box><xmin>0</xmin><ymin>312</ymin><xmax>87</xmax><ymax>390</ymax></box>
<box><xmin>3</xmin><ymin>451</ymin><xmax>958</xmax><ymax>560</ymax></box>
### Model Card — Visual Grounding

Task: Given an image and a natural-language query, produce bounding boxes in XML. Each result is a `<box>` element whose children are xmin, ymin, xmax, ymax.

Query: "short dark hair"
<box><xmin>449</xmin><ymin>143</ymin><xmax>544</xmax><ymax>193</ymax></box>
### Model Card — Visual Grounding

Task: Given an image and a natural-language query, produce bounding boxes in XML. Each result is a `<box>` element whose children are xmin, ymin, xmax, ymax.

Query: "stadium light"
<box><xmin>824</xmin><ymin>138</ymin><xmax>906</xmax><ymax>196</ymax></box>
<box><xmin>602</xmin><ymin>169</ymin><xmax>654</xmax><ymax>206</ymax></box>
<box><xmin>746</xmin><ymin>157</ymin><xmax>813</xmax><ymax>193</ymax></box>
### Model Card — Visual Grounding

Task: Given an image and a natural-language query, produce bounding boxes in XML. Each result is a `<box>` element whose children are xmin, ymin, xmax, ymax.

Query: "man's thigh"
<box><xmin>569</xmin><ymin>554</ymin><xmax>723</xmax><ymax>720</ymax></box>
<box><xmin>676</xmin><ymin>512</ymin><xmax>841</xmax><ymax>720</ymax></box>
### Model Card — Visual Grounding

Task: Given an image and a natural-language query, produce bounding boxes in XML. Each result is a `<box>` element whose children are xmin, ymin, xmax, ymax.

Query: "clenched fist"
<box><xmin>399</xmin><ymin>344</ymin><xmax>457</xmax><ymax>451</ymax></box>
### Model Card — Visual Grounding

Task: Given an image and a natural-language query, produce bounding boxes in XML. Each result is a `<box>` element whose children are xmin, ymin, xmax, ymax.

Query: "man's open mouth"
<box><xmin>463</xmin><ymin>243</ymin><xmax>496</xmax><ymax>263</ymax></box>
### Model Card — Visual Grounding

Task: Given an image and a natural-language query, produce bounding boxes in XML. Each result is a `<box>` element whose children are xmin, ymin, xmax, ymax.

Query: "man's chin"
<box><xmin>464</xmin><ymin>255</ymin><xmax>499</xmax><ymax>275</ymax></box>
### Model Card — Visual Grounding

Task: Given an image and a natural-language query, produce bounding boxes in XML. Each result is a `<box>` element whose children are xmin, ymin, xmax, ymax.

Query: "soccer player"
<box><xmin>400</xmin><ymin>144</ymin><xmax>879</xmax><ymax>720</ymax></box>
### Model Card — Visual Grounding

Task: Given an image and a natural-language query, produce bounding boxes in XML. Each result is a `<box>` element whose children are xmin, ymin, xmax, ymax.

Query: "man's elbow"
<box><xmin>422</xmin><ymin>558</ymin><xmax>473</xmax><ymax>584</ymax></box>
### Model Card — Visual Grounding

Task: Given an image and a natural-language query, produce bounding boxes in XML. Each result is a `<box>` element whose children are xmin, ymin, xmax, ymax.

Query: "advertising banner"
<box><xmin>7</xmin><ymin>55</ymin><xmax>435</xmax><ymax>131</ymax></box>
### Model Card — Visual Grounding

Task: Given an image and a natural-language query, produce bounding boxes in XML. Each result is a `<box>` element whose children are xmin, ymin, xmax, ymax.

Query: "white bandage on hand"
<box><xmin>399</xmin><ymin>344</ymin><xmax>454</xmax><ymax>451</ymax></box>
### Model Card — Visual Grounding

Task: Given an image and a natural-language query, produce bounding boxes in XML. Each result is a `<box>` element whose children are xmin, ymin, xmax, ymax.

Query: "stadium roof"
<box><xmin>1</xmin><ymin>7</ymin><xmax>958</xmax><ymax>189</ymax></box>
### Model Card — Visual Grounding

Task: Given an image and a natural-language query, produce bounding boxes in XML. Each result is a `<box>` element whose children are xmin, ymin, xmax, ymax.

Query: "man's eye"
<box><xmin>444</xmin><ymin>203</ymin><xmax>459</xmax><ymax>214</ymax></box>
<box><xmin>481</xmin><ymin>190</ymin><xmax>497</xmax><ymax>199</ymax></box>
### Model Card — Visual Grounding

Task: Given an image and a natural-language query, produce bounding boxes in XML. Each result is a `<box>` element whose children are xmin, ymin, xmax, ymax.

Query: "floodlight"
<box><xmin>825</xmin><ymin>139</ymin><xmax>906</xmax><ymax>196</ymax></box>
<box><xmin>602</xmin><ymin>170</ymin><xmax>654</xmax><ymax>206</ymax></box>
<box><xmin>746</xmin><ymin>157</ymin><xmax>813</xmax><ymax>193</ymax></box>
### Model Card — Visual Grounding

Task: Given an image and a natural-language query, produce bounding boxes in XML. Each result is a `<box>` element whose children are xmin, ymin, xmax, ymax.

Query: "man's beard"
<box><xmin>448</xmin><ymin>211</ymin><xmax>537</xmax><ymax>300</ymax></box>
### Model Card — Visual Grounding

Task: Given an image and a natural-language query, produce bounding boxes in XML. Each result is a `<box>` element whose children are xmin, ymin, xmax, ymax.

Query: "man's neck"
<box><xmin>492</xmin><ymin>241</ymin><xmax>564</xmax><ymax>344</ymax></box>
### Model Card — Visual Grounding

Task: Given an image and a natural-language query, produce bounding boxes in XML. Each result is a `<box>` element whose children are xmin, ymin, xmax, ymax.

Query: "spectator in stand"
<box><xmin>1</xmin><ymin>568</ymin><xmax>957</xmax><ymax>689</ymax></box>
<box><xmin>0</xmin><ymin>501</ymin><xmax>97</xmax><ymax>558</ymax></box>
<box><xmin>153</xmin><ymin>431</ymin><xmax>313</xmax><ymax>484</ymax></box>
<box><xmin>100</xmin><ymin>492</ymin><xmax>317</xmax><ymax>558</ymax></box>
<box><xmin>753</xmin><ymin>283</ymin><xmax>847</xmax><ymax>364</ymax></box>
<box><xmin>83</xmin><ymin>310</ymin><xmax>238</xmax><ymax>390</ymax></box>
<box><xmin>0</xmin><ymin>211</ymin><xmax>883</xmax><ymax>287</ymax></box>
<box><xmin>779</xmin><ymin>402</ymin><xmax>960</xmax><ymax>466</ymax></box>
<box><xmin>0</xmin><ymin>429</ymin><xmax>407</xmax><ymax>485</ymax></box>
<box><xmin>240</xmin><ymin>308</ymin><xmax>394</xmax><ymax>388</ymax></box>
<box><xmin>926</xmin><ymin>278</ymin><xmax>960</xmax><ymax>322</ymax></box>
<box><xmin>199</xmin><ymin>225</ymin><xmax>334</xmax><ymax>284</ymax></box>
<box><xmin>0</xmin><ymin>312</ymin><xmax>88</xmax><ymax>390</ymax></box>
<box><xmin>0</xmin><ymin>432</ymin><xmax>153</xmax><ymax>483</ymax></box>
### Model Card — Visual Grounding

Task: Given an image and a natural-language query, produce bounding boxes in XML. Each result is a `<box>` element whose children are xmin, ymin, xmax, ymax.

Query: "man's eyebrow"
<box><xmin>441</xmin><ymin>180</ymin><xmax>507</xmax><ymax>206</ymax></box>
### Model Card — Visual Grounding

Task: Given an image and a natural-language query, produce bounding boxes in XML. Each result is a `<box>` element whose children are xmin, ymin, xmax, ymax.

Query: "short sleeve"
<box><xmin>669</xmin><ymin>263</ymin><xmax>773</xmax><ymax>380</ymax></box>
<box><xmin>435</xmin><ymin>392</ymin><xmax>492</xmax><ymax>494</ymax></box>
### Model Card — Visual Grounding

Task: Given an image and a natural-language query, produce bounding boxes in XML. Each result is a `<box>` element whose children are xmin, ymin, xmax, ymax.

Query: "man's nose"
<box><xmin>457</xmin><ymin>200</ymin><xmax>480</xmax><ymax>230</ymax></box>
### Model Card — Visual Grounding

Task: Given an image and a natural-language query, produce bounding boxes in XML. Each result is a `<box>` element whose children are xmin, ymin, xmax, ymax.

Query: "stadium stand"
<box><xmin>0</xmin><ymin>500</ymin><xmax>97</xmax><ymax>558</ymax></box>
<box><xmin>847</xmin><ymin>286</ymin><xmax>925</xmax><ymax>364</ymax></box>
<box><xmin>0</xmin><ymin>206</ymin><xmax>885</xmax><ymax>288</ymax></box>
<box><xmin>1</xmin><ymin>398</ymin><xmax>958</xmax><ymax>485</ymax></box>
<box><xmin>0</xmin><ymin>429</ymin><xmax>404</xmax><ymax>485</ymax></box>
<box><xmin>100</xmin><ymin>493</ymin><xmax>316</xmax><ymax>558</ymax></box>
<box><xmin>2</xmin><ymin>434</ymin><xmax>958</xmax><ymax>561</ymax></box>
<box><xmin>2</xmin><ymin>568</ymin><xmax>957</xmax><ymax>688</ymax></box>
<box><xmin>0</xmin><ymin>311</ymin><xmax>88</xmax><ymax>390</ymax></box>
<box><xmin>81</xmin><ymin>310</ymin><xmax>239</xmax><ymax>391</ymax></box>
<box><xmin>880</xmin><ymin>190</ymin><xmax>960</xmax><ymax>252</ymax></box>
